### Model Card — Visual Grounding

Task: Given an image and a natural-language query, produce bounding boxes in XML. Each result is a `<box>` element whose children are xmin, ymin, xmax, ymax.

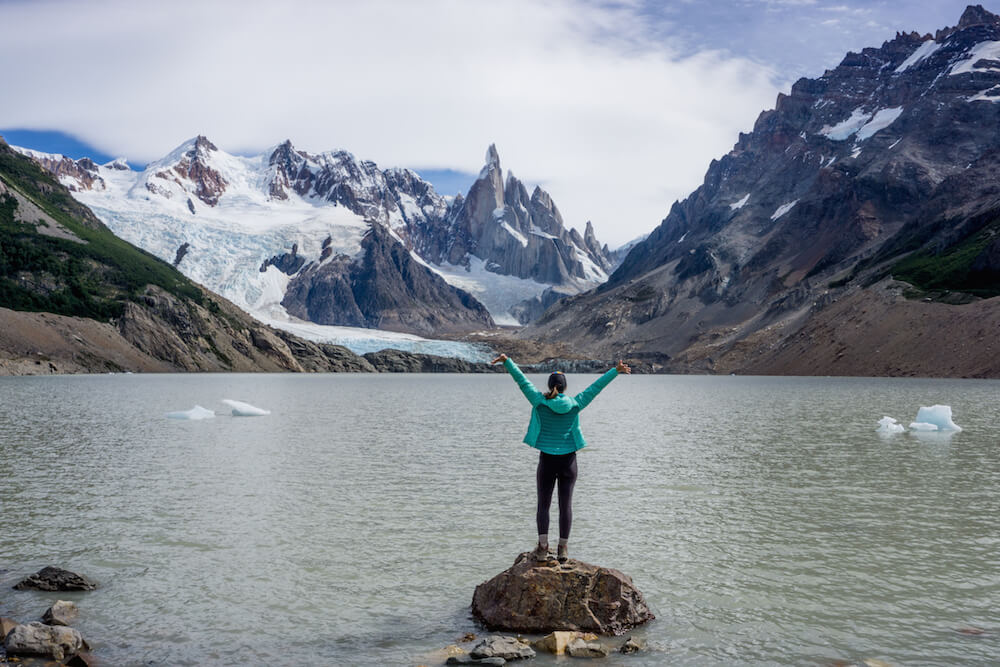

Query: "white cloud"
<box><xmin>0</xmin><ymin>0</ymin><xmax>780</xmax><ymax>246</ymax></box>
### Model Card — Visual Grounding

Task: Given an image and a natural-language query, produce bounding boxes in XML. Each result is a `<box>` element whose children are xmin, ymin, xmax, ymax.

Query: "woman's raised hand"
<box><xmin>491</xmin><ymin>353</ymin><xmax>508</xmax><ymax>365</ymax></box>
<box><xmin>616</xmin><ymin>359</ymin><xmax>632</xmax><ymax>374</ymax></box>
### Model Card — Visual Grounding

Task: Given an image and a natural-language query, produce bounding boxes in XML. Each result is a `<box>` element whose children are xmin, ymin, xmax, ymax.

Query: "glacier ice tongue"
<box><xmin>876</xmin><ymin>416</ymin><xmax>905</xmax><ymax>434</ymax></box>
<box><xmin>221</xmin><ymin>399</ymin><xmax>270</xmax><ymax>417</ymax></box>
<box><xmin>166</xmin><ymin>405</ymin><xmax>216</xmax><ymax>420</ymax></box>
<box><xmin>909</xmin><ymin>405</ymin><xmax>962</xmax><ymax>432</ymax></box>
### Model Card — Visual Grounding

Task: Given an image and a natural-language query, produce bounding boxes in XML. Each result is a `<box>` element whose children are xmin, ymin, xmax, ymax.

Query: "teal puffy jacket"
<box><xmin>503</xmin><ymin>358</ymin><xmax>619</xmax><ymax>455</ymax></box>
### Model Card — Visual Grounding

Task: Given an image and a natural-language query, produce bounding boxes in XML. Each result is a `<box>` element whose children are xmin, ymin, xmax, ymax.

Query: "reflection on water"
<box><xmin>1</xmin><ymin>373</ymin><xmax>998</xmax><ymax>666</ymax></box>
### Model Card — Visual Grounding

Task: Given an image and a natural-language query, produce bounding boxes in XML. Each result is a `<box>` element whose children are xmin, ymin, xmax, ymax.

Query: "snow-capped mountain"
<box><xmin>20</xmin><ymin>138</ymin><xmax>612</xmax><ymax>345</ymax></box>
<box><xmin>523</xmin><ymin>5</ymin><xmax>1000</xmax><ymax>376</ymax></box>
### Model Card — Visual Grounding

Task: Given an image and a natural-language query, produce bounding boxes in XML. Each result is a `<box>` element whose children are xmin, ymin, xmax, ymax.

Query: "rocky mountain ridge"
<box><xmin>21</xmin><ymin>138</ymin><xmax>613</xmax><ymax>340</ymax></box>
<box><xmin>523</xmin><ymin>4</ymin><xmax>1000</xmax><ymax>377</ymax></box>
<box><xmin>0</xmin><ymin>137</ymin><xmax>505</xmax><ymax>375</ymax></box>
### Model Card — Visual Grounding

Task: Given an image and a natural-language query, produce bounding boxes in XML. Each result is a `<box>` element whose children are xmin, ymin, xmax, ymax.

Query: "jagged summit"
<box><xmin>958</xmin><ymin>4</ymin><xmax>999</xmax><ymax>28</ymax></box>
<box><xmin>21</xmin><ymin>138</ymin><xmax>615</xmax><ymax>331</ymax></box>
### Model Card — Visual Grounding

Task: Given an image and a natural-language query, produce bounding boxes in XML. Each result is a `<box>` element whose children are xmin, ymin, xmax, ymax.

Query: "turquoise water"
<box><xmin>1</xmin><ymin>373</ymin><xmax>998</xmax><ymax>665</ymax></box>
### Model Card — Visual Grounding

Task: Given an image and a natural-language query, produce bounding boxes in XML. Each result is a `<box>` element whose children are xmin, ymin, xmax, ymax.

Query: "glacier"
<box><xmin>35</xmin><ymin>140</ymin><xmax>512</xmax><ymax>359</ymax></box>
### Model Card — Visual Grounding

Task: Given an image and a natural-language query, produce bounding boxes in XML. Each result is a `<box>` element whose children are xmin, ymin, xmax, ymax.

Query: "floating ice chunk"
<box><xmin>910</xmin><ymin>405</ymin><xmax>962</xmax><ymax>431</ymax></box>
<box><xmin>166</xmin><ymin>405</ymin><xmax>216</xmax><ymax>420</ymax></box>
<box><xmin>908</xmin><ymin>421</ymin><xmax>939</xmax><ymax>431</ymax></box>
<box><xmin>221</xmin><ymin>399</ymin><xmax>270</xmax><ymax>417</ymax></box>
<box><xmin>876</xmin><ymin>416</ymin><xmax>905</xmax><ymax>434</ymax></box>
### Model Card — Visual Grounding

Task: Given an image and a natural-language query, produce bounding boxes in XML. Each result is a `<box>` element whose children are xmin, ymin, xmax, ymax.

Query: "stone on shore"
<box><xmin>472</xmin><ymin>552</ymin><xmax>654</xmax><ymax>635</ymax></box>
<box><xmin>469</xmin><ymin>635</ymin><xmax>535</xmax><ymax>660</ymax></box>
<box><xmin>620</xmin><ymin>635</ymin><xmax>646</xmax><ymax>653</ymax></box>
<box><xmin>42</xmin><ymin>600</ymin><xmax>79</xmax><ymax>626</ymax></box>
<box><xmin>533</xmin><ymin>630</ymin><xmax>600</xmax><ymax>655</ymax></box>
<box><xmin>4</xmin><ymin>621</ymin><xmax>83</xmax><ymax>661</ymax></box>
<box><xmin>0</xmin><ymin>617</ymin><xmax>17</xmax><ymax>640</ymax></box>
<box><xmin>566</xmin><ymin>636</ymin><xmax>610</xmax><ymax>658</ymax></box>
<box><xmin>13</xmin><ymin>566</ymin><xmax>97</xmax><ymax>591</ymax></box>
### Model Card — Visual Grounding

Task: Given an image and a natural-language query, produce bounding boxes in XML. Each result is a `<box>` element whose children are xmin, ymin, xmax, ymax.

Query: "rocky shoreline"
<box><xmin>3</xmin><ymin>568</ymin><xmax>97</xmax><ymax>666</ymax></box>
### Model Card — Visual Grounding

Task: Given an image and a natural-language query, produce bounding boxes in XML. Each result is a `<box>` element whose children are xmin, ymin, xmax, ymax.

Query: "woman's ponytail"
<box><xmin>545</xmin><ymin>371</ymin><xmax>567</xmax><ymax>400</ymax></box>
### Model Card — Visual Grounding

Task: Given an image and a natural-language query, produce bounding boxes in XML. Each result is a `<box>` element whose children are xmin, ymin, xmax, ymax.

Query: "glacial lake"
<box><xmin>1</xmin><ymin>373</ymin><xmax>997</xmax><ymax>666</ymax></box>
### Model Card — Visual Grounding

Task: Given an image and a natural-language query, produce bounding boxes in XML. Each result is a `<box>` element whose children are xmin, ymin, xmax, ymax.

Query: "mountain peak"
<box><xmin>958</xmin><ymin>4</ymin><xmax>999</xmax><ymax>28</ymax></box>
<box><xmin>485</xmin><ymin>143</ymin><xmax>500</xmax><ymax>168</ymax></box>
<box><xmin>191</xmin><ymin>135</ymin><xmax>218</xmax><ymax>154</ymax></box>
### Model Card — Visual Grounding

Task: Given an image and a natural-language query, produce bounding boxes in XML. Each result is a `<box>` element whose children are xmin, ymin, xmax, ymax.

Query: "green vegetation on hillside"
<box><xmin>892</xmin><ymin>217</ymin><xmax>1000</xmax><ymax>298</ymax></box>
<box><xmin>0</xmin><ymin>143</ymin><xmax>203</xmax><ymax>321</ymax></box>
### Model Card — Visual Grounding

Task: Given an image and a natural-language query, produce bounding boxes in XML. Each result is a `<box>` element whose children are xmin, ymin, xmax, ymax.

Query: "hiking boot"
<box><xmin>557</xmin><ymin>543</ymin><xmax>569</xmax><ymax>563</ymax></box>
<box><xmin>531</xmin><ymin>543</ymin><xmax>553</xmax><ymax>562</ymax></box>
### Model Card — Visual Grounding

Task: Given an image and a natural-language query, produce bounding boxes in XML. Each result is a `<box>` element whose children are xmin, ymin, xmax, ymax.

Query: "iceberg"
<box><xmin>876</xmin><ymin>416</ymin><xmax>905</xmax><ymax>434</ymax></box>
<box><xmin>221</xmin><ymin>399</ymin><xmax>270</xmax><ymax>417</ymax></box>
<box><xmin>908</xmin><ymin>421</ymin><xmax>939</xmax><ymax>431</ymax></box>
<box><xmin>166</xmin><ymin>405</ymin><xmax>216</xmax><ymax>420</ymax></box>
<box><xmin>908</xmin><ymin>405</ymin><xmax>962</xmax><ymax>432</ymax></box>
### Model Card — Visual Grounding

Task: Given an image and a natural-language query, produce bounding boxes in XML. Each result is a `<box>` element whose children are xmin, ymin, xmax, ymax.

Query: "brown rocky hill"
<box><xmin>522</xmin><ymin>5</ymin><xmax>1000</xmax><ymax>378</ymax></box>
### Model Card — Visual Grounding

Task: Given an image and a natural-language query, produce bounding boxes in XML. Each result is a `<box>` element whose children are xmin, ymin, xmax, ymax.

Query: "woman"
<box><xmin>491</xmin><ymin>353</ymin><xmax>631</xmax><ymax>563</ymax></box>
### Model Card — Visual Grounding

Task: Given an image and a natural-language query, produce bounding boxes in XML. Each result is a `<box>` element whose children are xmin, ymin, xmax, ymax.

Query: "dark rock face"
<box><xmin>173</xmin><ymin>242</ymin><xmax>190</xmax><ymax>267</ymax></box>
<box><xmin>282</xmin><ymin>223</ymin><xmax>496</xmax><ymax>335</ymax></box>
<box><xmin>439</xmin><ymin>146</ymin><xmax>612</xmax><ymax>284</ymax></box>
<box><xmin>13</xmin><ymin>567</ymin><xmax>97</xmax><ymax>592</ymax></box>
<box><xmin>260</xmin><ymin>243</ymin><xmax>306</xmax><ymax>275</ymax></box>
<box><xmin>363</xmin><ymin>348</ymin><xmax>501</xmax><ymax>373</ymax></box>
<box><xmin>472</xmin><ymin>552</ymin><xmax>654</xmax><ymax>636</ymax></box>
<box><xmin>524</xmin><ymin>6</ymin><xmax>1000</xmax><ymax>373</ymax></box>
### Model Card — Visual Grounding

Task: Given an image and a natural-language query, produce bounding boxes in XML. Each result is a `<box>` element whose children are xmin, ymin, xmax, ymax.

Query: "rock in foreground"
<box><xmin>472</xmin><ymin>552</ymin><xmax>654</xmax><ymax>635</ymax></box>
<box><xmin>4</xmin><ymin>621</ymin><xmax>83</xmax><ymax>661</ymax></box>
<box><xmin>42</xmin><ymin>600</ymin><xmax>79</xmax><ymax>626</ymax></box>
<box><xmin>13</xmin><ymin>567</ymin><xmax>97</xmax><ymax>591</ymax></box>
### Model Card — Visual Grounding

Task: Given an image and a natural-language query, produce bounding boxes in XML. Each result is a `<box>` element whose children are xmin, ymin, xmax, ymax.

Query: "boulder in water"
<box><xmin>566</xmin><ymin>636</ymin><xmax>610</xmax><ymax>658</ymax></box>
<box><xmin>4</xmin><ymin>621</ymin><xmax>83</xmax><ymax>661</ymax></box>
<box><xmin>469</xmin><ymin>635</ymin><xmax>535</xmax><ymax>660</ymax></box>
<box><xmin>42</xmin><ymin>600</ymin><xmax>79</xmax><ymax>626</ymax></box>
<box><xmin>13</xmin><ymin>566</ymin><xmax>97</xmax><ymax>591</ymax></box>
<box><xmin>619</xmin><ymin>635</ymin><xmax>646</xmax><ymax>653</ymax></box>
<box><xmin>533</xmin><ymin>630</ymin><xmax>599</xmax><ymax>655</ymax></box>
<box><xmin>472</xmin><ymin>552</ymin><xmax>654</xmax><ymax>635</ymax></box>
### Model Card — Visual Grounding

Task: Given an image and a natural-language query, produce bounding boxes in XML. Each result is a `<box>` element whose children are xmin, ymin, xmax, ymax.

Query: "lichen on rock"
<box><xmin>472</xmin><ymin>552</ymin><xmax>654</xmax><ymax>636</ymax></box>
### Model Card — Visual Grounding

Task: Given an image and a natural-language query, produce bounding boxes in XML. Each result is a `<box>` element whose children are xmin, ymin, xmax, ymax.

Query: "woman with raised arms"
<box><xmin>491</xmin><ymin>353</ymin><xmax>631</xmax><ymax>563</ymax></box>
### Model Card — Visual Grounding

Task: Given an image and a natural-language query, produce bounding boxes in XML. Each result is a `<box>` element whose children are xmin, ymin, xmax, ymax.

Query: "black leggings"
<box><xmin>536</xmin><ymin>451</ymin><xmax>577</xmax><ymax>540</ymax></box>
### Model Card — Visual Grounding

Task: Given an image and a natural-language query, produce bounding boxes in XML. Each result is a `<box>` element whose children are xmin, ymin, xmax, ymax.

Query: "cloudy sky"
<box><xmin>0</xmin><ymin>0</ymin><xmax>981</xmax><ymax>246</ymax></box>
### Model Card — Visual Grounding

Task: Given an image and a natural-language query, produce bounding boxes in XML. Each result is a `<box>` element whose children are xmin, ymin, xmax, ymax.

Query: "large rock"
<box><xmin>13</xmin><ymin>566</ymin><xmax>97</xmax><ymax>591</ymax></box>
<box><xmin>4</xmin><ymin>621</ymin><xmax>83</xmax><ymax>661</ymax></box>
<box><xmin>42</xmin><ymin>600</ymin><xmax>79</xmax><ymax>626</ymax></box>
<box><xmin>472</xmin><ymin>552</ymin><xmax>654</xmax><ymax>635</ymax></box>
